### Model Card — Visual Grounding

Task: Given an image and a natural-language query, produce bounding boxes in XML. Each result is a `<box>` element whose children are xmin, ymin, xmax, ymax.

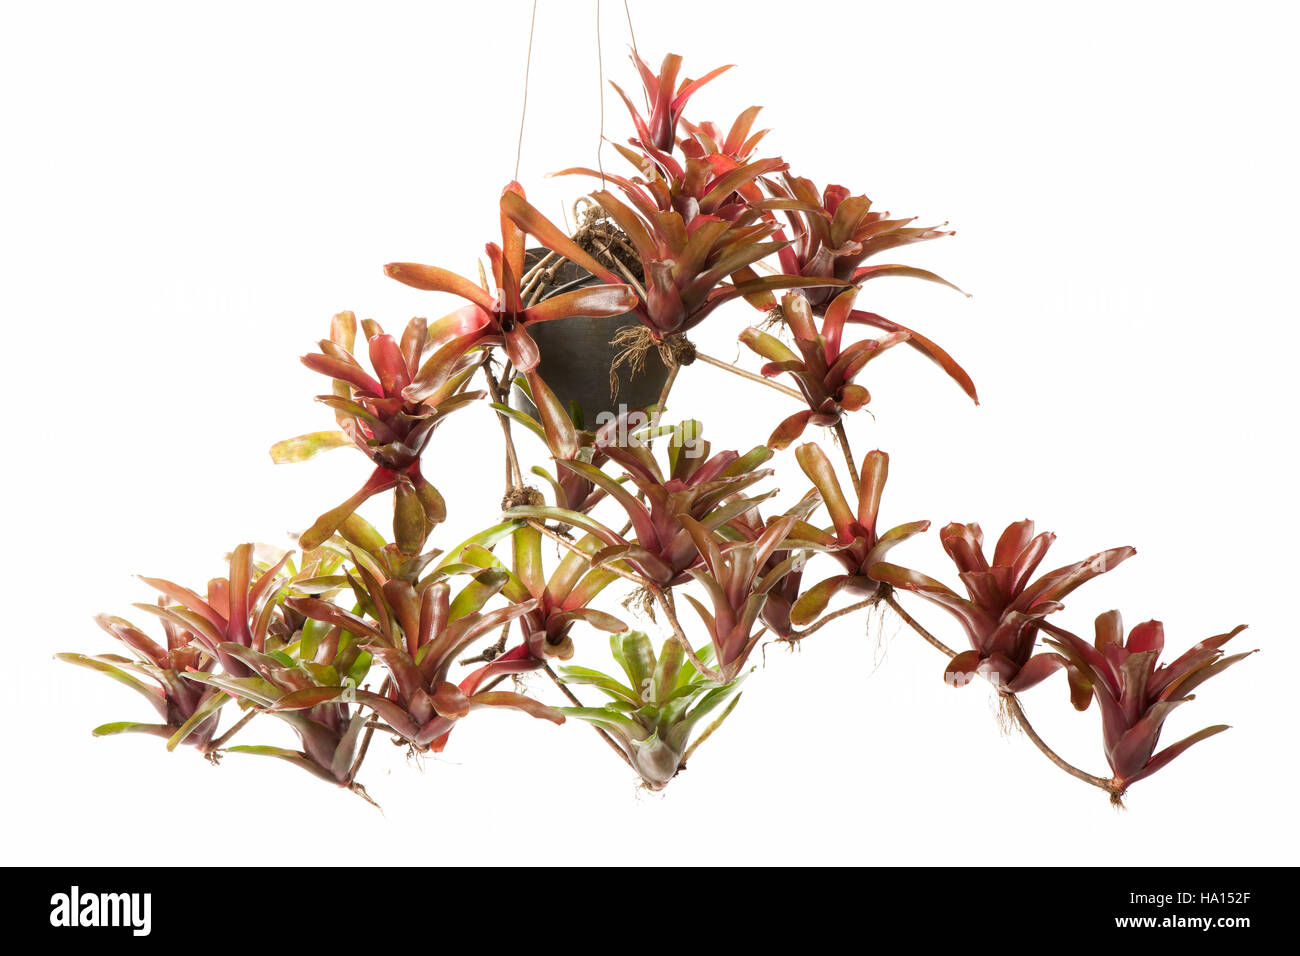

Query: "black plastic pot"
<box><xmin>511</xmin><ymin>248</ymin><xmax>670</xmax><ymax>427</ymax></box>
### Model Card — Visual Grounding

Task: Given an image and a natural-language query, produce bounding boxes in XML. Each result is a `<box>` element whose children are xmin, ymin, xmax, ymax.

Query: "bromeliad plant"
<box><xmin>63</xmin><ymin>42</ymin><xmax>1253</xmax><ymax>807</ymax></box>
<box><xmin>284</xmin><ymin>311</ymin><xmax>482</xmax><ymax>551</ymax></box>
<box><xmin>760</xmin><ymin>171</ymin><xmax>978</xmax><ymax>403</ymax></box>
<box><xmin>282</xmin><ymin>561</ymin><xmax>565</xmax><ymax>754</ymax></box>
<box><xmin>58</xmin><ymin>613</ymin><xmax>224</xmax><ymax>752</ymax></box>
<box><xmin>741</xmin><ymin>289</ymin><xmax>911</xmax><ymax>448</ymax></box>
<box><xmin>785</xmin><ymin>444</ymin><xmax>929</xmax><ymax>628</ymax></box>
<box><xmin>506</xmin><ymin>418</ymin><xmax>779</xmax><ymax>588</ymax></box>
<box><xmin>870</xmin><ymin>520</ymin><xmax>1136</xmax><ymax>696</ymax></box>
<box><xmin>1041</xmin><ymin>613</ymin><xmax>1254</xmax><ymax>797</ymax></box>
<box><xmin>559</xmin><ymin>631</ymin><xmax>745</xmax><ymax>790</ymax></box>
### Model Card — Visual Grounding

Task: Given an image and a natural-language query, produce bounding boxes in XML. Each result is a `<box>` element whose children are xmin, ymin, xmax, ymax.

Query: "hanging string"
<box><xmin>622</xmin><ymin>0</ymin><xmax>647</xmax><ymax>109</ymax></box>
<box><xmin>595</xmin><ymin>0</ymin><xmax>607</xmax><ymax>189</ymax></box>
<box><xmin>622</xmin><ymin>0</ymin><xmax>641</xmax><ymax>63</ymax></box>
<box><xmin>513</xmin><ymin>0</ymin><xmax>540</xmax><ymax>183</ymax></box>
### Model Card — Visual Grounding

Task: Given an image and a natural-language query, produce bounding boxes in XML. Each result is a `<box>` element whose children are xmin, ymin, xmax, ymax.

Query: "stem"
<box><xmin>459</xmin><ymin>620</ymin><xmax>511</xmax><ymax>666</ymax></box>
<box><xmin>481</xmin><ymin>674</ymin><xmax>509</xmax><ymax>693</ymax></box>
<box><xmin>482</xmin><ymin>354</ymin><xmax>524</xmax><ymax>489</ymax></box>
<box><xmin>541</xmin><ymin>663</ymin><xmax>633</xmax><ymax>768</ymax></box>
<box><xmin>884</xmin><ymin>590</ymin><xmax>1124</xmax><ymax>803</ymax></box>
<box><xmin>883</xmin><ymin>591</ymin><xmax>958</xmax><ymax>658</ymax></box>
<box><xmin>650</xmin><ymin>587</ymin><xmax>725</xmax><ymax>684</ymax></box>
<box><xmin>648</xmin><ymin>360</ymin><xmax>680</xmax><ymax>430</ymax></box>
<box><xmin>790</xmin><ymin>595</ymin><xmax>881</xmax><ymax>639</ymax></box>
<box><xmin>347</xmin><ymin>676</ymin><xmax>391</xmax><ymax>783</ymax></box>
<box><xmin>1001</xmin><ymin>692</ymin><xmax>1123</xmax><ymax>802</ymax></box>
<box><xmin>832</xmin><ymin>420</ymin><xmax>861</xmax><ymax>499</ymax></box>
<box><xmin>208</xmin><ymin>708</ymin><xmax>256</xmax><ymax>752</ymax></box>
<box><xmin>694</xmin><ymin>351</ymin><xmax>803</xmax><ymax>401</ymax></box>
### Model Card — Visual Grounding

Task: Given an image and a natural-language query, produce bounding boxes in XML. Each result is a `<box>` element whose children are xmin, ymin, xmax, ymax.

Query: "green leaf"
<box><xmin>739</xmin><ymin>327</ymin><xmax>800</xmax><ymax>364</ymax></box>
<box><xmin>614</xmin><ymin>631</ymin><xmax>657</xmax><ymax>694</ymax></box>
<box><xmin>680</xmin><ymin>691</ymin><xmax>743</xmax><ymax>760</ymax></box>
<box><xmin>651</xmin><ymin>638</ymin><xmax>685</xmax><ymax>705</ymax></box>
<box><xmin>297</xmin><ymin>617</ymin><xmax>332</xmax><ymax>663</ymax></box>
<box><xmin>512</xmin><ymin>524</ymin><xmax>546</xmax><ymax>596</ymax></box>
<box><xmin>56</xmin><ymin>653</ymin><xmax>165</xmax><ymax>713</ymax></box>
<box><xmin>667</xmin><ymin>678</ymin><xmax>746</xmax><ymax>751</ymax></box>
<box><xmin>559</xmin><ymin>665</ymin><xmax>641</xmax><ymax>705</ymax></box>
<box><xmin>448</xmin><ymin>569</ymin><xmax>510</xmax><ymax>621</ymax></box>
<box><xmin>92</xmin><ymin>721</ymin><xmax>172</xmax><ymax>739</ymax></box>
<box><xmin>557</xmin><ymin>706</ymin><xmax>647</xmax><ymax>741</ymax></box>
<box><xmin>500</xmin><ymin>506</ymin><xmax>623</xmax><ymax>546</ymax></box>
<box><xmin>431</xmin><ymin>521</ymin><xmax>522</xmax><ymax>575</ymax></box>
<box><xmin>393</xmin><ymin>482</ymin><xmax>426</xmax><ymax>554</ymax></box>
<box><xmin>166</xmin><ymin>692</ymin><xmax>231</xmax><ymax>751</ymax></box>
<box><xmin>269</xmin><ymin>430</ymin><xmax>350</xmax><ymax>464</ymax></box>
<box><xmin>489</xmin><ymin>402</ymin><xmax>547</xmax><ymax>443</ymax></box>
<box><xmin>337</xmin><ymin>513</ymin><xmax>390</xmax><ymax>555</ymax></box>
<box><xmin>346</xmin><ymin>650</ymin><xmax>373</xmax><ymax>686</ymax></box>
<box><xmin>790</xmin><ymin>575</ymin><xmax>853</xmax><ymax>627</ymax></box>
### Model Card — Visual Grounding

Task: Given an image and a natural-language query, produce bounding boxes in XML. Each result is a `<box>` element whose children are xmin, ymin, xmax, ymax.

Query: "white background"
<box><xmin>3</xmin><ymin>1</ymin><xmax>1297</xmax><ymax>865</ymax></box>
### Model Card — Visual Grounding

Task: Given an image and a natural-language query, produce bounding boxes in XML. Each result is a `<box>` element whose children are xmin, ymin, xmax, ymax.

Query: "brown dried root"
<box><xmin>993</xmin><ymin>690</ymin><xmax>1016</xmax><ymax>737</ymax></box>
<box><xmin>621</xmin><ymin>585</ymin><xmax>657</xmax><ymax>622</ymax></box>
<box><xmin>608</xmin><ymin>326</ymin><xmax>694</xmax><ymax>400</ymax></box>
<box><xmin>609</xmin><ymin>325</ymin><xmax>657</xmax><ymax>400</ymax></box>
<box><xmin>574</xmin><ymin>200</ymin><xmax>645</xmax><ymax>284</ymax></box>
<box><xmin>501</xmin><ymin>486</ymin><xmax>545</xmax><ymax>510</ymax></box>
<box><xmin>662</xmin><ymin>333</ymin><xmax>696</xmax><ymax>366</ymax></box>
<box><xmin>758</xmin><ymin>303</ymin><xmax>788</xmax><ymax>335</ymax></box>
<box><xmin>348</xmin><ymin>781</ymin><xmax>382</xmax><ymax>812</ymax></box>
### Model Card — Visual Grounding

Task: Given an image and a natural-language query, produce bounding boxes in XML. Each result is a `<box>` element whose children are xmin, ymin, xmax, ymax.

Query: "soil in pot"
<box><xmin>512</xmin><ymin>247</ymin><xmax>671</xmax><ymax>427</ymax></box>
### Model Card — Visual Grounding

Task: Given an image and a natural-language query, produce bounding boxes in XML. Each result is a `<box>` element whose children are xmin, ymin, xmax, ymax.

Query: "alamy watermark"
<box><xmin>49</xmin><ymin>886</ymin><xmax>151</xmax><ymax>936</ymax></box>
<box><xmin>593</xmin><ymin>406</ymin><xmax>707</xmax><ymax>458</ymax></box>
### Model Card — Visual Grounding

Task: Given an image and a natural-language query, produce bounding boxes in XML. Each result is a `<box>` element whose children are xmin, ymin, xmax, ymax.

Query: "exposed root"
<box><xmin>662</xmin><ymin>333</ymin><xmax>696</xmax><ymax>366</ymax></box>
<box><xmin>758</xmin><ymin>304</ymin><xmax>788</xmax><ymax>336</ymax></box>
<box><xmin>767</xmin><ymin>634</ymin><xmax>803</xmax><ymax>658</ymax></box>
<box><xmin>608</xmin><ymin>326</ymin><xmax>694</xmax><ymax>400</ymax></box>
<box><xmin>609</xmin><ymin>325</ymin><xmax>658</xmax><ymax>400</ymax></box>
<box><xmin>349</xmin><ymin>781</ymin><xmax>383</xmax><ymax>813</ymax></box>
<box><xmin>511</xmin><ymin>672</ymin><xmax>537</xmax><ymax>695</ymax></box>
<box><xmin>574</xmin><ymin>202</ymin><xmax>645</xmax><ymax>284</ymax></box>
<box><xmin>501</xmin><ymin>486</ymin><xmax>544</xmax><ymax>510</ymax></box>
<box><xmin>993</xmin><ymin>690</ymin><xmax>1016</xmax><ymax>737</ymax></box>
<box><xmin>1110</xmin><ymin>788</ymin><xmax>1127</xmax><ymax>810</ymax></box>
<box><xmin>621</xmin><ymin>585</ymin><xmax>657</xmax><ymax>622</ymax></box>
<box><xmin>633</xmin><ymin>776</ymin><xmax>671</xmax><ymax>799</ymax></box>
<box><xmin>864</xmin><ymin>602</ymin><xmax>893</xmax><ymax>676</ymax></box>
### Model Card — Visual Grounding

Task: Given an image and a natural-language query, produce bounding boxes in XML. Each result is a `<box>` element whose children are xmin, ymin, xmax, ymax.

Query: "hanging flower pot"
<box><xmin>513</xmin><ymin>246</ymin><xmax>670</xmax><ymax>425</ymax></box>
